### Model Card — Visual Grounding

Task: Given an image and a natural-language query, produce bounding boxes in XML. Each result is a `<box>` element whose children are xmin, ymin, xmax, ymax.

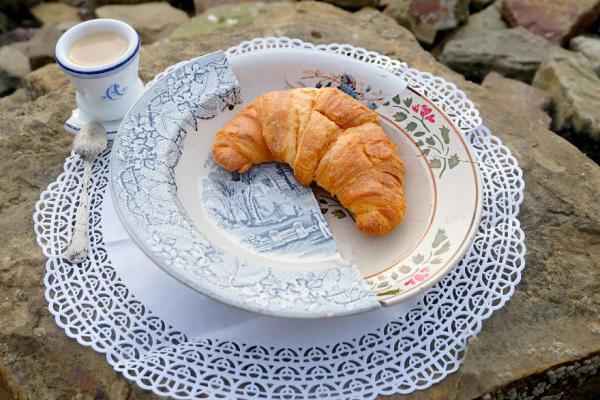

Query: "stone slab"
<box><xmin>0</xmin><ymin>2</ymin><xmax>599</xmax><ymax>399</ymax></box>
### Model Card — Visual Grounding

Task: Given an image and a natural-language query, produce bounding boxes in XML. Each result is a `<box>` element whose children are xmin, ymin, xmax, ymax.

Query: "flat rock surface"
<box><xmin>95</xmin><ymin>1</ymin><xmax>190</xmax><ymax>44</ymax></box>
<box><xmin>482</xmin><ymin>71</ymin><xmax>551</xmax><ymax>127</ymax></box>
<box><xmin>533</xmin><ymin>51</ymin><xmax>600</xmax><ymax>141</ymax></box>
<box><xmin>502</xmin><ymin>0</ymin><xmax>600</xmax><ymax>45</ymax></box>
<box><xmin>30</xmin><ymin>2</ymin><xmax>80</xmax><ymax>26</ymax></box>
<box><xmin>0</xmin><ymin>2</ymin><xmax>599</xmax><ymax>399</ymax></box>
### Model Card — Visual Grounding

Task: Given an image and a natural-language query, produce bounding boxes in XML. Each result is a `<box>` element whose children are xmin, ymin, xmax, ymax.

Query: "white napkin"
<box><xmin>102</xmin><ymin>190</ymin><xmax>423</xmax><ymax>347</ymax></box>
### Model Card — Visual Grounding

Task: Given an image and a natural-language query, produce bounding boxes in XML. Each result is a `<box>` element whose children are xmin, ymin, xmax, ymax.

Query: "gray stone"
<box><xmin>18</xmin><ymin>26</ymin><xmax>63</xmax><ymax>70</ymax></box>
<box><xmin>0</xmin><ymin>88</ymin><xmax>28</xmax><ymax>112</ymax></box>
<box><xmin>570</xmin><ymin>35</ymin><xmax>600</xmax><ymax>76</ymax></box>
<box><xmin>482</xmin><ymin>71</ymin><xmax>551</xmax><ymax>127</ymax></box>
<box><xmin>533</xmin><ymin>51</ymin><xmax>600</xmax><ymax>140</ymax></box>
<box><xmin>0</xmin><ymin>45</ymin><xmax>30</xmax><ymax>96</ymax></box>
<box><xmin>0</xmin><ymin>27</ymin><xmax>37</xmax><ymax>47</ymax></box>
<box><xmin>1</xmin><ymin>2</ymin><xmax>599</xmax><ymax>399</ymax></box>
<box><xmin>440</xmin><ymin>27</ymin><xmax>564</xmax><ymax>82</ymax></box>
<box><xmin>30</xmin><ymin>2</ymin><xmax>80</xmax><ymax>26</ymax></box>
<box><xmin>95</xmin><ymin>2</ymin><xmax>190</xmax><ymax>44</ymax></box>
<box><xmin>450</xmin><ymin>3</ymin><xmax>508</xmax><ymax>41</ymax></box>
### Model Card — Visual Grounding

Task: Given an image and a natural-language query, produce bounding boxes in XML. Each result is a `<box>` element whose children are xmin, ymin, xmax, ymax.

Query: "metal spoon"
<box><xmin>63</xmin><ymin>121</ymin><xmax>107</xmax><ymax>264</ymax></box>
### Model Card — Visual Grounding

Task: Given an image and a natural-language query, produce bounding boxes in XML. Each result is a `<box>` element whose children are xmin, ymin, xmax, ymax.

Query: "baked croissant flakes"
<box><xmin>212</xmin><ymin>87</ymin><xmax>406</xmax><ymax>236</ymax></box>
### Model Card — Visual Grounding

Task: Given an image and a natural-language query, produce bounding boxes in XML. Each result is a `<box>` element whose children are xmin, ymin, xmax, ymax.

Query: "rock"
<box><xmin>0</xmin><ymin>27</ymin><xmax>37</xmax><ymax>47</ymax></box>
<box><xmin>409</xmin><ymin>0</ymin><xmax>471</xmax><ymax>44</ymax></box>
<box><xmin>95</xmin><ymin>2</ymin><xmax>190</xmax><ymax>44</ymax></box>
<box><xmin>23</xmin><ymin>63</ymin><xmax>71</xmax><ymax>100</ymax></box>
<box><xmin>449</xmin><ymin>2</ymin><xmax>507</xmax><ymax>41</ymax></box>
<box><xmin>482</xmin><ymin>71</ymin><xmax>551</xmax><ymax>127</ymax></box>
<box><xmin>0</xmin><ymin>11</ymin><xmax>6</xmax><ymax>33</ymax></box>
<box><xmin>0</xmin><ymin>88</ymin><xmax>29</xmax><ymax>112</ymax></box>
<box><xmin>30</xmin><ymin>2</ymin><xmax>80</xmax><ymax>26</ymax></box>
<box><xmin>381</xmin><ymin>0</ymin><xmax>412</xmax><ymax>29</ymax></box>
<box><xmin>193</xmin><ymin>0</ymin><xmax>291</xmax><ymax>14</ymax></box>
<box><xmin>1</xmin><ymin>2</ymin><xmax>600</xmax><ymax>399</ymax></box>
<box><xmin>18</xmin><ymin>26</ymin><xmax>63</xmax><ymax>70</ymax></box>
<box><xmin>570</xmin><ymin>36</ymin><xmax>600</xmax><ymax>77</ymax></box>
<box><xmin>533</xmin><ymin>51</ymin><xmax>600</xmax><ymax>141</ymax></box>
<box><xmin>440</xmin><ymin>27</ymin><xmax>564</xmax><ymax>82</ymax></box>
<box><xmin>470</xmin><ymin>0</ymin><xmax>495</xmax><ymax>11</ymax></box>
<box><xmin>0</xmin><ymin>46</ymin><xmax>30</xmax><ymax>96</ymax></box>
<box><xmin>502</xmin><ymin>0</ymin><xmax>600</xmax><ymax>45</ymax></box>
<box><xmin>171</xmin><ymin>2</ymin><xmax>277</xmax><ymax>40</ymax></box>
<box><xmin>321</xmin><ymin>0</ymin><xmax>378</xmax><ymax>9</ymax></box>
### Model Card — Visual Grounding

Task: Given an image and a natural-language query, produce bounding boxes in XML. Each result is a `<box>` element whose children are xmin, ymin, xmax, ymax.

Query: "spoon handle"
<box><xmin>64</xmin><ymin>158</ymin><xmax>93</xmax><ymax>264</ymax></box>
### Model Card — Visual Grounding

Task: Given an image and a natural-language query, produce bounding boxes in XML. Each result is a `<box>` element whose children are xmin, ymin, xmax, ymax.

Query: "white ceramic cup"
<box><xmin>55</xmin><ymin>19</ymin><xmax>144</xmax><ymax>122</ymax></box>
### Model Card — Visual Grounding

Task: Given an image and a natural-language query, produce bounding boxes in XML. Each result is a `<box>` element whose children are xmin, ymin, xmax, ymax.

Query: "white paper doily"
<box><xmin>33</xmin><ymin>39</ymin><xmax>525</xmax><ymax>399</ymax></box>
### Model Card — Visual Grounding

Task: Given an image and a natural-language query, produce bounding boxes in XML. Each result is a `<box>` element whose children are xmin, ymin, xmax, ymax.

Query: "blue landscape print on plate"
<box><xmin>202</xmin><ymin>157</ymin><xmax>338</xmax><ymax>260</ymax></box>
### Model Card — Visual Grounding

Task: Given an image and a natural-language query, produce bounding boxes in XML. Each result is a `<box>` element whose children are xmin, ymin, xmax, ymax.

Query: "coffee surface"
<box><xmin>68</xmin><ymin>32</ymin><xmax>128</xmax><ymax>66</ymax></box>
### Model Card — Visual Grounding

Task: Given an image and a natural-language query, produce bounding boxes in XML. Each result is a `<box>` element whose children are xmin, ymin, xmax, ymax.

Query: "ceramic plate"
<box><xmin>110</xmin><ymin>45</ymin><xmax>482</xmax><ymax>318</ymax></box>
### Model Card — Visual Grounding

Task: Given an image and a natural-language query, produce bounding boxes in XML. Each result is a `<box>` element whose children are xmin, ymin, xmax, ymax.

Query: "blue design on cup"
<box><xmin>102</xmin><ymin>83</ymin><xmax>128</xmax><ymax>100</ymax></box>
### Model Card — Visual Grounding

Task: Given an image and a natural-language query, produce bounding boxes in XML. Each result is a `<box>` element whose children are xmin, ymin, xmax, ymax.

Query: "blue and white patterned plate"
<box><xmin>110</xmin><ymin>46</ymin><xmax>482</xmax><ymax>318</ymax></box>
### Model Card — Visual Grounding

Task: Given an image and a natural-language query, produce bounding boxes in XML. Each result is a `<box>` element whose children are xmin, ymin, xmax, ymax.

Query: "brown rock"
<box><xmin>1</xmin><ymin>2</ymin><xmax>599</xmax><ymax>399</ymax></box>
<box><xmin>0</xmin><ymin>88</ymin><xmax>29</xmax><ymax>112</ymax></box>
<box><xmin>30</xmin><ymin>2</ymin><xmax>80</xmax><ymax>26</ymax></box>
<box><xmin>23</xmin><ymin>63</ymin><xmax>71</xmax><ymax>100</ymax></box>
<box><xmin>95</xmin><ymin>2</ymin><xmax>190</xmax><ymax>44</ymax></box>
<box><xmin>0</xmin><ymin>27</ymin><xmax>37</xmax><ymax>47</ymax></box>
<box><xmin>533</xmin><ymin>51</ymin><xmax>600</xmax><ymax>141</ymax></box>
<box><xmin>502</xmin><ymin>0</ymin><xmax>600</xmax><ymax>45</ymax></box>
<box><xmin>410</xmin><ymin>0</ymin><xmax>471</xmax><ymax>44</ymax></box>
<box><xmin>381</xmin><ymin>0</ymin><xmax>412</xmax><ymax>29</ymax></box>
<box><xmin>482</xmin><ymin>71</ymin><xmax>551</xmax><ymax>127</ymax></box>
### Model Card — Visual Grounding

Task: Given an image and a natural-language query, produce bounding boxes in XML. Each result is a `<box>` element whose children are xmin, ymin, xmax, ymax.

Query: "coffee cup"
<box><xmin>55</xmin><ymin>19</ymin><xmax>144</xmax><ymax>122</ymax></box>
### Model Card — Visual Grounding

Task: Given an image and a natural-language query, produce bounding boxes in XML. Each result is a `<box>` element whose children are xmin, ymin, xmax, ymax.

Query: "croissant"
<box><xmin>212</xmin><ymin>87</ymin><xmax>406</xmax><ymax>236</ymax></box>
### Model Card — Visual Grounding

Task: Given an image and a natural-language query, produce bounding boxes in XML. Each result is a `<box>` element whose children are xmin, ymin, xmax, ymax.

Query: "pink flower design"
<box><xmin>419</xmin><ymin>105</ymin><xmax>432</xmax><ymax>117</ymax></box>
<box><xmin>403</xmin><ymin>267</ymin><xmax>430</xmax><ymax>286</ymax></box>
<box><xmin>411</xmin><ymin>103</ymin><xmax>436</xmax><ymax>123</ymax></box>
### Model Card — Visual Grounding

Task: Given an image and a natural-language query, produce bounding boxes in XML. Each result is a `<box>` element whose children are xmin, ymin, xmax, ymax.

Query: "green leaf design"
<box><xmin>434</xmin><ymin>241</ymin><xmax>451</xmax><ymax>256</ymax></box>
<box><xmin>377</xmin><ymin>281</ymin><xmax>390</xmax><ymax>288</ymax></box>
<box><xmin>412</xmin><ymin>253</ymin><xmax>425</xmax><ymax>264</ymax></box>
<box><xmin>431</xmin><ymin>258</ymin><xmax>442</xmax><ymax>264</ymax></box>
<box><xmin>320</xmin><ymin>208</ymin><xmax>328</xmax><ymax>214</ymax></box>
<box><xmin>430</xmin><ymin>158</ymin><xmax>442</xmax><ymax>168</ymax></box>
<box><xmin>440</xmin><ymin>126</ymin><xmax>450</xmax><ymax>144</ymax></box>
<box><xmin>332</xmin><ymin>209</ymin><xmax>346</xmax><ymax>219</ymax></box>
<box><xmin>425</xmin><ymin>137</ymin><xmax>435</xmax><ymax>146</ymax></box>
<box><xmin>432</xmin><ymin>229</ymin><xmax>448</xmax><ymax>248</ymax></box>
<box><xmin>423</xmin><ymin>149</ymin><xmax>430</xmax><ymax>156</ymax></box>
<box><xmin>390</xmin><ymin>272</ymin><xmax>398</xmax><ymax>280</ymax></box>
<box><xmin>415</xmin><ymin>140</ymin><xmax>424</xmax><ymax>147</ymax></box>
<box><xmin>394</xmin><ymin>112</ymin><xmax>407</xmax><ymax>122</ymax></box>
<box><xmin>377</xmin><ymin>274</ymin><xmax>385</xmax><ymax>281</ymax></box>
<box><xmin>414</xmin><ymin>131</ymin><xmax>426</xmax><ymax>137</ymax></box>
<box><xmin>448</xmin><ymin>154</ymin><xmax>460</xmax><ymax>169</ymax></box>
<box><xmin>392</xmin><ymin>95</ymin><xmax>401</xmax><ymax>104</ymax></box>
<box><xmin>377</xmin><ymin>289</ymin><xmax>401</xmax><ymax>297</ymax></box>
<box><xmin>403</xmin><ymin>97</ymin><xmax>413</xmax><ymax>107</ymax></box>
<box><xmin>399</xmin><ymin>265</ymin><xmax>411</xmax><ymax>273</ymax></box>
<box><xmin>406</xmin><ymin>121</ymin><xmax>418</xmax><ymax>132</ymax></box>
<box><xmin>382</xmin><ymin>101</ymin><xmax>390</xmax><ymax>107</ymax></box>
